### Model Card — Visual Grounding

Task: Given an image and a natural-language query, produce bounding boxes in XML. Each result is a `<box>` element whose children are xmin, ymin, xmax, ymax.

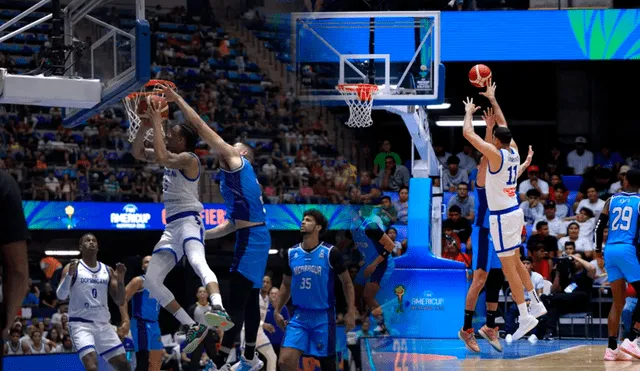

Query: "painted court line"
<box><xmin>517</xmin><ymin>345</ymin><xmax>587</xmax><ymax>360</ymax></box>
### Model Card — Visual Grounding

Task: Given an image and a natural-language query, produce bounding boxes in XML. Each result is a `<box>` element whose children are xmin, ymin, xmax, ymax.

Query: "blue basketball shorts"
<box><xmin>231</xmin><ymin>224</ymin><xmax>271</xmax><ymax>289</ymax></box>
<box><xmin>131</xmin><ymin>318</ymin><xmax>163</xmax><ymax>351</ymax></box>
<box><xmin>605</xmin><ymin>243</ymin><xmax>640</xmax><ymax>284</ymax></box>
<box><xmin>354</xmin><ymin>257</ymin><xmax>395</xmax><ymax>287</ymax></box>
<box><xmin>283</xmin><ymin>308</ymin><xmax>336</xmax><ymax>358</ymax></box>
<box><xmin>472</xmin><ymin>227</ymin><xmax>502</xmax><ymax>271</ymax></box>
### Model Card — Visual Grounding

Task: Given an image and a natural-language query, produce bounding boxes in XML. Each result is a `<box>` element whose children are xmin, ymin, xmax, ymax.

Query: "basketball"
<box><xmin>137</xmin><ymin>95</ymin><xmax>169</xmax><ymax>124</ymax></box>
<box><xmin>469</xmin><ymin>64</ymin><xmax>492</xmax><ymax>88</ymax></box>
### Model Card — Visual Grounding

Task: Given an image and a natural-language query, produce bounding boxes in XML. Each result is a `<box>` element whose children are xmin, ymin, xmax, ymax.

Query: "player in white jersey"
<box><xmin>132</xmin><ymin>97</ymin><xmax>233</xmax><ymax>354</ymax></box>
<box><xmin>461</xmin><ymin>82</ymin><xmax>546</xmax><ymax>341</ymax></box>
<box><xmin>55</xmin><ymin>233</ymin><xmax>130</xmax><ymax>371</ymax></box>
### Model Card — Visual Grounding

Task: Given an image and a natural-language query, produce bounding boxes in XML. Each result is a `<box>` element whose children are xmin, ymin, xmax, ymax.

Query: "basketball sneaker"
<box><xmin>205</xmin><ymin>305</ymin><xmax>234</xmax><ymax>331</ymax></box>
<box><xmin>604</xmin><ymin>347</ymin><xmax>634</xmax><ymax>361</ymax></box>
<box><xmin>374</xmin><ymin>325</ymin><xmax>390</xmax><ymax>336</ymax></box>
<box><xmin>620</xmin><ymin>339</ymin><xmax>640</xmax><ymax>359</ymax></box>
<box><xmin>529</xmin><ymin>301</ymin><xmax>547</xmax><ymax>319</ymax></box>
<box><xmin>478</xmin><ymin>325</ymin><xmax>502</xmax><ymax>352</ymax></box>
<box><xmin>512</xmin><ymin>315</ymin><xmax>538</xmax><ymax>341</ymax></box>
<box><xmin>458</xmin><ymin>328</ymin><xmax>481</xmax><ymax>353</ymax></box>
<box><xmin>182</xmin><ymin>324</ymin><xmax>209</xmax><ymax>354</ymax></box>
<box><xmin>231</xmin><ymin>354</ymin><xmax>264</xmax><ymax>371</ymax></box>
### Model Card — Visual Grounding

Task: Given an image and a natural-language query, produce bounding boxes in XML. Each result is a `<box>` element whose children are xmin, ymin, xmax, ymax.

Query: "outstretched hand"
<box><xmin>158</xmin><ymin>83</ymin><xmax>179</xmax><ymax>103</ymax></box>
<box><xmin>479</xmin><ymin>80</ymin><xmax>496</xmax><ymax>100</ymax></box>
<box><xmin>482</xmin><ymin>107</ymin><xmax>495</xmax><ymax>127</ymax></box>
<box><xmin>146</xmin><ymin>97</ymin><xmax>164</xmax><ymax>127</ymax></box>
<box><xmin>527</xmin><ymin>145</ymin><xmax>534</xmax><ymax>161</ymax></box>
<box><xmin>463</xmin><ymin>97</ymin><xmax>481</xmax><ymax>114</ymax></box>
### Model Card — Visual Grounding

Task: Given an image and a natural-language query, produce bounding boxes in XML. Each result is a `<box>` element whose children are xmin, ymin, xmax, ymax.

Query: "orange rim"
<box><xmin>125</xmin><ymin>79</ymin><xmax>177</xmax><ymax>100</ymax></box>
<box><xmin>336</xmin><ymin>84</ymin><xmax>379</xmax><ymax>101</ymax></box>
<box><xmin>145</xmin><ymin>79</ymin><xmax>176</xmax><ymax>89</ymax></box>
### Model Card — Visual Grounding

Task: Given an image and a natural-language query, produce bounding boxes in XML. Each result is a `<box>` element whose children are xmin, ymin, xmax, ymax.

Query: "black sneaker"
<box><xmin>182</xmin><ymin>323</ymin><xmax>209</xmax><ymax>354</ymax></box>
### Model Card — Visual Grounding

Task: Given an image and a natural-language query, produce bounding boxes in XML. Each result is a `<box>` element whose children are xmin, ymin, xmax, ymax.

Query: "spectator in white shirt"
<box><xmin>557</xmin><ymin>221</ymin><xmax>595</xmax><ymax>259</ymax></box>
<box><xmin>520</xmin><ymin>189</ymin><xmax>544</xmax><ymax>225</ymax></box>
<box><xmin>44</xmin><ymin>171</ymin><xmax>61</xmax><ymax>200</ymax></box>
<box><xmin>563</xmin><ymin>207</ymin><xmax>596</xmax><ymax>243</ymax></box>
<box><xmin>608</xmin><ymin>165</ymin><xmax>629</xmax><ymax>194</ymax></box>
<box><xmin>566</xmin><ymin>136</ymin><xmax>594</xmax><ymax>175</ymax></box>
<box><xmin>442</xmin><ymin>155</ymin><xmax>468</xmax><ymax>192</ymax></box>
<box><xmin>574</xmin><ymin>185</ymin><xmax>606</xmax><ymax>218</ymax></box>
<box><xmin>456</xmin><ymin>143</ymin><xmax>477</xmax><ymax>174</ymax></box>
<box><xmin>518</xmin><ymin>165</ymin><xmax>549</xmax><ymax>201</ymax></box>
<box><xmin>261</xmin><ymin>158</ymin><xmax>278</xmax><ymax>181</ymax></box>
<box><xmin>534</xmin><ymin>200</ymin><xmax>565</xmax><ymax>238</ymax></box>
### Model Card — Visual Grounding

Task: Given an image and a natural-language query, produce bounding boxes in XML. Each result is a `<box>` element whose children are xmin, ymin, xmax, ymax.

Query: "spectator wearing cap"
<box><xmin>608</xmin><ymin>165</ymin><xmax>629</xmax><ymax>194</ymax></box>
<box><xmin>566</xmin><ymin>136</ymin><xmax>594</xmax><ymax>175</ymax></box>
<box><xmin>552</xmin><ymin>183</ymin><xmax>570</xmax><ymax>218</ymax></box>
<box><xmin>519</xmin><ymin>189</ymin><xmax>544</xmax><ymax>226</ymax></box>
<box><xmin>527</xmin><ymin>220</ymin><xmax>559</xmax><ymax>258</ymax></box>
<box><xmin>442</xmin><ymin>155</ymin><xmax>468</xmax><ymax>193</ymax></box>
<box><xmin>594</xmin><ymin>145</ymin><xmax>624</xmax><ymax>170</ymax></box>
<box><xmin>574</xmin><ymin>185</ymin><xmax>606</xmax><ymax>218</ymax></box>
<box><xmin>445</xmin><ymin>205</ymin><xmax>472</xmax><ymax>247</ymax></box>
<box><xmin>534</xmin><ymin>201</ymin><xmax>566</xmax><ymax>238</ymax></box>
<box><xmin>518</xmin><ymin>165</ymin><xmax>549</xmax><ymax>202</ymax></box>
<box><xmin>447</xmin><ymin>182</ymin><xmax>475</xmax><ymax>222</ymax></box>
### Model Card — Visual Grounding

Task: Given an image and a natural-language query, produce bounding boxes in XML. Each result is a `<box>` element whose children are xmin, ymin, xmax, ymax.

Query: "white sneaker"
<box><xmin>529</xmin><ymin>301</ymin><xmax>547</xmax><ymax>319</ymax></box>
<box><xmin>234</xmin><ymin>354</ymin><xmax>264</xmax><ymax>371</ymax></box>
<box><xmin>620</xmin><ymin>338</ymin><xmax>640</xmax><ymax>359</ymax></box>
<box><xmin>528</xmin><ymin>334</ymin><xmax>538</xmax><ymax>345</ymax></box>
<box><xmin>505</xmin><ymin>334</ymin><xmax>513</xmax><ymax>344</ymax></box>
<box><xmin>512</xmin><ymin>315</ymin><xmax>538</xmax><ymax>341</ymax></box>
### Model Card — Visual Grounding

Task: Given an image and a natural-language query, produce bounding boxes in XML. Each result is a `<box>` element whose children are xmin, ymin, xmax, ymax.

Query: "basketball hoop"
<box><xmin>123</xmin><ymin>79</ymin><xmax>177</xmax><ymax>143</ymax></box>
<box><xmin>336</xmin><ymin>84</ymin><xmax>379</xmax><ymax>128</ymax></box>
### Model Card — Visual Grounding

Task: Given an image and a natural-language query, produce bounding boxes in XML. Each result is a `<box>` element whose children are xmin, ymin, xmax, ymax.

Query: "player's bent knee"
<box><xmin>278</xmin><ymin>348</ymin><xmax>300</xmax><ymax>371</ymax></box>
<box><xmin>109</xmin><ymin>354</ymin><xmax>132</xmax><ymax>371</ymax></box>
<box><xmin>81</xmin><ymin>353</ymin><xmax>99</xmax><ymax>371</ymax></box>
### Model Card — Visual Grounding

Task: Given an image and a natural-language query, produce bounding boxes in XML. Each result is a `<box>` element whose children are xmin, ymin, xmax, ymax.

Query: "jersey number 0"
<box><xmin>611</xmin><ymin>206</ymin><xmax>633</xmax><ymax>231</ymax></box>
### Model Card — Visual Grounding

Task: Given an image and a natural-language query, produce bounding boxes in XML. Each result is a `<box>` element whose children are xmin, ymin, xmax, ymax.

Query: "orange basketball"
<box><xmin>469</xmin><ymin>64</ymin><xmax>492</xmax><ymax>88</ymax></box>
<box><xmin>138</xmin><ymin>95</ymin><xmax>169</xmax><ymax>125</ymax></box>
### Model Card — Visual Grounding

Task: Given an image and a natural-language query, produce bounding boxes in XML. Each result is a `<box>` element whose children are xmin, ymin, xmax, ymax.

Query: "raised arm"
<box><xmin>108</xmin><ymin>263</ymin><xmax>127</xmax><ymax>306</ymax></box>
<box><xmin>204</xmin><ymin>219</ymin><xmax>237</xmax><ymax>240</ymax></box>
<box><xmin>462</xmin><ymin>97</ymin><xmax>502</xmax><ymax>167</ymax></box>
<box><xmin>131</xmin><ymin>122</ymin><xmax>155</xmax><ymax>162</ymax></box>
<box><xmin>147</xmin><ymin>99</ymin><xmax>198</xmax><ymax>171</ymax></box>
<box><xmin>517</xmin><ymin>146</ymin><xmax>534</xmax><ymax>178</ymax></box>
<box><xmin>56</xmin><ymin>260</ymin><xmax>78</xmax><ymax>300</ymax></box>
<box><xmin>479</xmin><ymin>81</ymin><xmax>518</xmax><ymax>151</ymax></box>
<box><xmin>161</xmin><ymin>85</ymin><xmax>240</xmax><ymax>166</ymax></box>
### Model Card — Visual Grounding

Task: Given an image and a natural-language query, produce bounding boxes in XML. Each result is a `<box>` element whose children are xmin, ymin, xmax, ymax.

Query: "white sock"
<box><xmin>210</xmin><ymin>293</ymin><xmax>224</xmax><ymax>309</ymax></box>
<box><xmin>174</xmin><ymin>308</ymin><xmax>196</xmax><ymax>326</ymax></box>
<box><xmin>529</xmin><ymin>290</ymin><xmax>540</xmax><ymax>304</ymax></box>
<box><xmin>517</xmin><ymin>303</ymin><xmax>529</xmax><ymax>317</ymax></box>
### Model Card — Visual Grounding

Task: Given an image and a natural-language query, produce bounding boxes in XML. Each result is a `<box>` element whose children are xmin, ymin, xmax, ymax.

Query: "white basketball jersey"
<box><xmin>259</xmin><ymin>293</ymin><xmax>269</xmax><ymax>323</ymax></box>
<box><xmin>68</xmin><ymin>261</ymin><xmax>111</xmax><ymax>324</ymax></box>
<box><xmin>162</xmin><ymin>152</ymin><xmax>204</xmax><ymax>217</ymax></box>
<box><xmin>485</xmin><ymin>148</ymin><xmax>520</xmax><ymax>211</ymax></box>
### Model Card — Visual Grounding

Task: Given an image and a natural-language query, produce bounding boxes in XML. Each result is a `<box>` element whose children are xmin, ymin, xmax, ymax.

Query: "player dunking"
<box><xmin>459</xmin><ymin>108</ymin><xmax>534</xmax><ymax>352</ymax></box>
<box><xmin>56</xmin><ymin>233</ymin><xmax>130</xmax><ymax>371</ymax></box>
<box><xmin>595</xmin><ymin>169</ymin><xmax>640</xmax><ymax>361</ymax></box>
<box><xmin>124</xmin><ymin>256</ymin><xmax>163</xmax><ymax>371</ymax></box>
<box><xmin>274</xmin><ymin>209</ymin><xmax>356</xmax><ymax>371</ymax></box>
<box><xmin>462</xmin><ymin>82</ymin><xmax>546</xmax><ymax>340</ymax></box>
<box><xmin>160</xmin><ymin>86</ymin><xmax>271</xmax><ymax>371</ymax></box>
<box><xmin>132</xmin><ymin>99</ymin><xmax>231</xmax><ymax>354</ymax></box>
<box><xmin>351</xmin><ymin>208</ymin><xmax>396</xmax><ymax>336</ymax></box>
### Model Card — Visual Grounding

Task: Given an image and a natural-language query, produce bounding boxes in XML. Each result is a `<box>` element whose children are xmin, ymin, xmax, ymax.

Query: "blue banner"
<box><xmin>23</xmin><ymin>201</ymin><xmax>401</xmax><ymax>232</ymax></box>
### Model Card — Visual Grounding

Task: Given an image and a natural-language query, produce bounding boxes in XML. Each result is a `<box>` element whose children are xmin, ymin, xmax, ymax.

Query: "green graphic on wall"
<box><xmin>568</xmin><ymin>9</ymin><xmax>640</xmax><ymax>60</ymax></box>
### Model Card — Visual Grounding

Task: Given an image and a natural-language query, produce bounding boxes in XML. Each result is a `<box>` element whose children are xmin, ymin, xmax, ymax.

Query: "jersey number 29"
<box><xmin>611</xmin><ymin>206</ymin><xmax>633</xmax><ymax>231</ymax></box>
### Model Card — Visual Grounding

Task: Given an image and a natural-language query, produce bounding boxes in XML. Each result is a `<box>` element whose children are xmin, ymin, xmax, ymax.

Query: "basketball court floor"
<box><xmin>361</xmin><ymin>338</ymin><xmax>635</xmax><ymax>370</ymax></box>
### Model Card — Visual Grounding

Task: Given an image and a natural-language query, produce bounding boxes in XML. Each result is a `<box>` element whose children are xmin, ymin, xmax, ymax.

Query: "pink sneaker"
<box><xmin>620</xmin><ymin>339</ymin><xmax>640</xmax><ymax>359</ymax></box>
<box><xmin>604</xmin><ymin>347</ymin><xmax>634</xmax><ymax>361</ymax></box>
<box><xmin>458</xmin><ymin>328</ymin><xmax>480</xmax><ymax>353</ymax></box>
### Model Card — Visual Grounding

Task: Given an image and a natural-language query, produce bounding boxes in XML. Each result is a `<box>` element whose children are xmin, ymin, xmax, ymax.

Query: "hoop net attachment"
<box><xmin>123</xmin><ymin>79</ymin><xmax>177</xmax><ymax>143</ymax></box>
<box><xmin>336</xmin><ymin>84</ymin><xmax>379</xmax><ymax>128</ymax></box>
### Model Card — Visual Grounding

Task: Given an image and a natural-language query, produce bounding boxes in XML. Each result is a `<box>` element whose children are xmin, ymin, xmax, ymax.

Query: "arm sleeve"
<box><xmin>595</xmin><ymin>212</ymin><xmax>609</xmax><ymax>252</ymax></box>
<box><xmin>283</xmin><ymin>251</ymin><xmax>292</xmax><ymax>276</ymax></box>
<box><xmin>329</xmin><ymin>247</ymin><xmax>347</xmax><ymax>275</ymax></box>
<box><xmin>0</xmin><ymin>171</ymin><xmax>29</xmax><ymax>246</ymax></box>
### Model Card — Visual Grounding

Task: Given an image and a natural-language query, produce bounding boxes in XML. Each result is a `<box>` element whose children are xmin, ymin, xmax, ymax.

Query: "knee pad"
<box><xmin>144</xmin><ymin>278</ymin><xmax>174</xmax><ymax>307</ymax></box>
<box><xmin>485</xmin><ymin>269</ymin><xmax>504</xmax><ymax>303</ymax></box>
<box><xmin>184</xmin><ymin>240</ymin><xmax>218</xmax><ymax>286</ymax></box>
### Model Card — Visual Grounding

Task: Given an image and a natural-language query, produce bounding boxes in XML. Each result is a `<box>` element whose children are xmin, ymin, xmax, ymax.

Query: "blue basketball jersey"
<box><xmin>131</xmin><ymin>276</ymin><xmax>160</xmax><ymax>321</ymax></box>
<box><xmin>288</xmin><ymin>242</ymin><xmax>335</xmax><ymax>310</ymax></box>
<box><xmin>475</xmin><ymin>186</ymin><xmax>491</xmax><ymax>229</ymax></box>
<box><xmin>219</xmin><ymin>157</ymin><xmax>266</xmax><ymax>223</ymax></box>
<box><xmin>351</xmin><ymin>215</ymin><xmax>386</xmax><ymax>267</ymax></box>
<box><xmin>607</xmin><ymin>192</ymin><xmax>640</xmax><ymax>246</ymax></box>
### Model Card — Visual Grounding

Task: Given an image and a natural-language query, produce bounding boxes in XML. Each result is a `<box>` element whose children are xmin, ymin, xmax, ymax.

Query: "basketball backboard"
<box><xmin>292</xmin><ymin>11</ymin><xmax>444</xmax><ymax>106</ymax></box>
<box><xmin>0</xmin><ymin>0</ymin><xmax>150</xmax><ymax>127</ymax></box>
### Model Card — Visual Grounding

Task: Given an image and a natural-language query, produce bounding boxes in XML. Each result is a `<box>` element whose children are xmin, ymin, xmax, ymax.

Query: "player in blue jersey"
<box><xmin>350</xmin><ymin>207</ymin><xmax>395</xmax><ymax>336</ymax></box>
<box><xmin>595</xmin><ymin>168</ymin><xmax>640</xmax><ymax>361</ymax></box>
<box><xmin>161</xmin><ymin>86</ymin><xmax>271</xmax><ymax>371</ymax></box>
<box><xmin>459</xmin><ymin>109</ymin><xmax>533</xmax><ymax>353</ymax></box>
<box><xmin>124</xmin><ymin>256</ymin><xmax>163</xmax><ymax>371</ymax></box>
<box><xmin>274</xmin><ymin>209</ymin><xmax>356</xmax><ymax>371</ymax></box>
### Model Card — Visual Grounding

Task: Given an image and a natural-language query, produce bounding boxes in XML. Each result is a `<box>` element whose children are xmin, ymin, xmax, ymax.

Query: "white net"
<box><xmin>336</xmin><ymin>84</ymin><xmax>379</xmax><ymax>128</ymax></box>
<box><xmin>123</xmin><ymin>80</ymin><xmax>176</xmax><ymax>143</ymax></box>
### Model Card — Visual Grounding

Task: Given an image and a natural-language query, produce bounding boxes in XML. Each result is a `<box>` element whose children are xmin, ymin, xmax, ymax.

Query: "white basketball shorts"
<box><xmin>68</xmin><ymin>321</ymin><xmax>124</xmax><ymax>359</ymax></box>
<box><xmin>488</xmin><ymin>207</ymin><xmax>524</xmax><ymax>257</ymax></box>
<box><xmin>153</xmin><ymin>212</ymin><xmax>205</xmax><ymax>264</ymax></box>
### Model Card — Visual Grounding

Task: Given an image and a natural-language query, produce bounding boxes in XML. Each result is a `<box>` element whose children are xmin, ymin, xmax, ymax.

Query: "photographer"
<box><xmin>542</xmin><ymin>249</ymin><xmax>596</xmax><ymax>339</ymax></box>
